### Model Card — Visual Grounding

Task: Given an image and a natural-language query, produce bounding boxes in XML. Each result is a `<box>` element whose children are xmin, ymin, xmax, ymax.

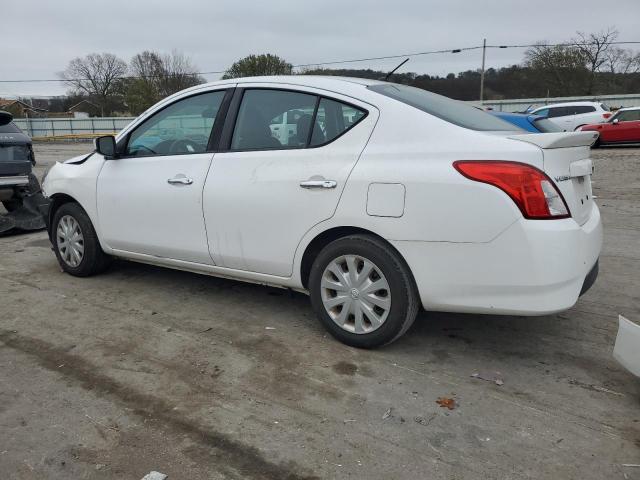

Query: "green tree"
<box><xmin>222</xmin><ymin>54</ymin><xmax>292</xmax><ymax>79</ymax></box>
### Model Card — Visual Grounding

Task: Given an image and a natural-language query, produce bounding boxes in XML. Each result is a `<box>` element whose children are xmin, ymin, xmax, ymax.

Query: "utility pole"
<box><xmin>479</xmin><ymin>38</ymin><xmax>486</xmax><ymax>105</ymax></box>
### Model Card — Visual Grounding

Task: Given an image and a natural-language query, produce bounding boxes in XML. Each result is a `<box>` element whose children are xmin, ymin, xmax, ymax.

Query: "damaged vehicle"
<box><xmin>40</xmin><ymin>77</ymin><xmax>602</xmax><ymax>348</ymax></box>
<box><xmin>0</xmin><ymin>111</ymin><xmax>47</xmax><ymax>234</ymax></box>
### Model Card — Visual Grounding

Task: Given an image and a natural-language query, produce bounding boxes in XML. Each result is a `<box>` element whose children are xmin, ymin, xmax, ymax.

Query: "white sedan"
<box><xmin>41</xmin><ymin>76</ymin><xmax>602</xmax><ymax>348</ymax></box>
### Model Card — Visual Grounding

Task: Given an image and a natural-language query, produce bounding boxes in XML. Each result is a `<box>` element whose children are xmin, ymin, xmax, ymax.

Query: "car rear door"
<box><xmin>97</xmin><ymin>89</ymin><xmax>231</xmax><ymax>264</ymax></box>
<box><xmin>202</xmin><ymin>84</ymin><xmax>378</xmax><ymax>277</ymax></box>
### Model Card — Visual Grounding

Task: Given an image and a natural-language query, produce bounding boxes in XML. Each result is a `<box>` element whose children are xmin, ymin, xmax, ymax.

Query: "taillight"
<box><xmin>603</xmin><ymin>112</ymin><xmax>612</xmax><ymax>119</ymax></box>
<box><xmin>453</xmin><ymin>161</ymin><xmax>570</xmax><ymax>220</ymax></box>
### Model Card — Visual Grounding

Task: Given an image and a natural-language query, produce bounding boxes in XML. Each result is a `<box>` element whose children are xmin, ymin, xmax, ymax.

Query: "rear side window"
<box><xmin>600</xmin><ymin>103</ymin><xmax>610</xmax><ymax>112</ymax></box>
<box><xmin>310</xmin><ymin>98</ymin><xmax>366</xmax><ymax>146</ymax></box>
<box><xmin>570</xmin><ymin>105</ymin><xmax>596</xmax><ymax>115</ymax></box>
<box><xmin>368</xmin><ymin>83</ymin><xmax>516</xmax><ymax>131</ymax></box>
<box><xmin>232</xmin><ymin>90</ymin><xmax>317</xmax><ymax>150</ymax></box>
<box><xmin>230</xmin><ymin>89</ymin><xmax>367</xmax><ymax>150</ymax></box>
<box><xmin>547</xmin><ymin>107</ymin><xmax>569</xmax><ymax>118</ymax></box>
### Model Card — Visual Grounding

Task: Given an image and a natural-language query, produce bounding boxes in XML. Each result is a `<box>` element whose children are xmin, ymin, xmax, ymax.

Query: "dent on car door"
<box><xmin>203</xmin><ymin>87</ymin><xmax>376</xmax><ymax>277</ymax></box>
<box><xmin>97</xmin><ymin>89</ymin><xmax>230</xmax><ymax>264</ymax></box>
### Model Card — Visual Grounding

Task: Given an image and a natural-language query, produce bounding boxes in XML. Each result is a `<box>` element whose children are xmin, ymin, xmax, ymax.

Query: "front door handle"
<box><xmin>167</xmin><ymin>175</ymin><xmax>193</xmax><ymax>186</ymax></box>
<box><xmin>300</xmin><ymin>180</ymin><xmax>337</xmax><ymax>189</ymax></box>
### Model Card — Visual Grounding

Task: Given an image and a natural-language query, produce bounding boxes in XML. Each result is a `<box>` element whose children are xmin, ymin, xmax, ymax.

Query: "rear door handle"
<box><xmin>167</xmin><ymin>175</ymin><xmax>193</xmax><ymax>186</ymax></box>
<box><xmin>299</xmin><ymin>180</ymin><xmax>337</xmax><ymax>189</ymax></box>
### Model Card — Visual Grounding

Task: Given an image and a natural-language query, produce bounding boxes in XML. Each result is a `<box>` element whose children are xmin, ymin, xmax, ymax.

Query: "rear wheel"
<box><xmin>52</xmin><ymin>202</ymin><xmax>111</xmax><ymax>276</ymax></box>
<box><xmin>309</xmin><ymin>234</ymin><xmax>419</xmax><ymax>348</ymax></box>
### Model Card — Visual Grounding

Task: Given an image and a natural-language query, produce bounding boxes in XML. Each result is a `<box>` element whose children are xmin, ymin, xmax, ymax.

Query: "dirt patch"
<box><xmin>0</xmin><ymin>329</ymin><xmax>319</xmax><ymax>480</ymax></box>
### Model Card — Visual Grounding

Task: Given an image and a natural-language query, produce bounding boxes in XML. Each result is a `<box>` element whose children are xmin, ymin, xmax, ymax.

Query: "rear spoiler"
<box><xmin>508</xmin><ymin>131</ymin><xmax>599</xmax><ymax>149</ymax></box>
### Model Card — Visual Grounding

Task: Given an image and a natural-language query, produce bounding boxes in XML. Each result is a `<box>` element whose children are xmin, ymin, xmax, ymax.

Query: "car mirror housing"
<box><xmin>94</xmin><ymin>135</ymin><xmax>118</xmax><ymax>159</ymax></box>
<box><xmin>612</xmin><ymin>118</ymin><xmax>619</xmax><ymax>125</ymax></box>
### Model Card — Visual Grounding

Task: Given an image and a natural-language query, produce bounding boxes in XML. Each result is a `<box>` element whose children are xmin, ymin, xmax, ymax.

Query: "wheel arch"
<box><xmin>47</xmin><ymin>193</ymin><xmax>80</xmax><ymax>240</ymax></box>
<box><xmin>299</xmin><ymin>226</ymin><xmax>415</xmax><ymax>289</ymax></box>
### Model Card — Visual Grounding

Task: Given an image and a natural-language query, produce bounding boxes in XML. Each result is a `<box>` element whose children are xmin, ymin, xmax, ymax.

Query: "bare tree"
<box><xmin>155</xmin><ymin>51</ymin><xmax>205</xmax><ymax>97</ymax></box>
<box><xmin>604</xmin><ymin>46</ymin><xmax>640</xmax><ymax>75</ymax></box>
<box><xmin>125</xmin><ymin>50</ymin><xmax>204</xmax><ymax>114</ymax></box>
<box><xmin>59</xmin><ymin>53</ymin><xmax>128</xmax><ymax>116</ymax></box>
<box><xmin>572</xmin><ymin>28</ymin><xmax>619</xmax><ymax>94</ymax></box>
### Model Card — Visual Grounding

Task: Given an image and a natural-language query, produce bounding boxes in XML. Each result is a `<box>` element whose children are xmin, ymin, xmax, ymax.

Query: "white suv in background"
<box><xmin>530</xmin><ymin>102</ymin><xmax>611</xmax><ymax>131</ymax></box>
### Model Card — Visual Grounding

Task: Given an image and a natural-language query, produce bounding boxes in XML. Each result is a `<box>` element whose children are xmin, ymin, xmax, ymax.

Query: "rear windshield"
<box><xmin>367</xmin><ymin>83</ymin><xmax>520</xmax><ymax>131</ymax></box>
<box><xmin>531</xmin><ymin>117</ymin><xmax>562</xmax><ymax>133</ymax></box>
<box><xmin>0</xmin><ymin>144</ymin><xmax>31</xmax><ymax>161</ymax></box>
<box><xmin>0</xmin><ymin>122</ymin><xmax>21</xmax><ymax>134</ymax></box>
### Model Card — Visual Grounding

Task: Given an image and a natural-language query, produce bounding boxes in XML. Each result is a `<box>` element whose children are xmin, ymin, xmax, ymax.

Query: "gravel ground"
<box><xmin>0</xmin><ymin>142</ymin><xmax>638</xmax><ymax>480</ymax></box>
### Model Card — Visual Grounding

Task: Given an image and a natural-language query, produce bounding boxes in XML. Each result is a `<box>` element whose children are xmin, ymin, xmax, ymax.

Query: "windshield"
<box><xmin>368</xmin><ymin>83</ymin><xmax>521</xmax><ymax>131</ymax></box>
<box><xmin>0</xmin><ymin>122</ymin><xmax>21</xmax><ymax>134</ymax></box>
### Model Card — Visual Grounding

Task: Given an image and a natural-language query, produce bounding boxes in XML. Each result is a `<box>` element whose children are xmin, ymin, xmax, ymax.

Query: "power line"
<box><xmin>1</xmin><ymin>40</ymin><xmax>639</xmax><ymax>84</ymax></box>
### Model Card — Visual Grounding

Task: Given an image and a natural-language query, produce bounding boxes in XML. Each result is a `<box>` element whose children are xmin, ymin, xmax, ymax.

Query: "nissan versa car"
<box><xmin>41</xmin><ymin>76</ymin><xmax>603</xmax><ymax>348</ymax></box>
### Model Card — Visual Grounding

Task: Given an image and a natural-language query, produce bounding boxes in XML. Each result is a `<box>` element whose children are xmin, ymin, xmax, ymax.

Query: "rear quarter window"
<box><xmin>368</xmin><ymin>83</ymin><xmax>520</xmax><ymax>132</ymax></box>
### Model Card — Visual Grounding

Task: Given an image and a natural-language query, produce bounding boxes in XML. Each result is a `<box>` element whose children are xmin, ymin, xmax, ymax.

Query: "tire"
<box><xmin>52</xmin><ymin>202</ymin><xmax>111</xmax><ymax>277</ymax></box>
<box><xmin>308</xmin><ymin>234</ymin><xmax>420</xmax><ymax>348</ymax></box>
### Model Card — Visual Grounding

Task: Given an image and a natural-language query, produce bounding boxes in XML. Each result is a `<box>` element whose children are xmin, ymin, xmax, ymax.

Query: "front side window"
<box><xmin>310</xmin><ymin>98</ymin><xmax>366</xmax><ymax>146</ymax></box>
<box><xmin>367</xmin><ymin>83</ymin><xmax>517</xmax><ymax>131</ymax></box>
<box><xmin>534</xmin><ymin>108</ymin><xmax>549</xmax><ymax>117</ymax></box>
<box><xmin>614</xmin><ymin>110</ymin><xmax>640</xmax><ymax>122</ymax></box>
<box><xmin>126</xmin><ymin>91</ymin><xmax>226</xmax><ymax>157</ymax></box>
<box><xmin>231</xmin><ymin>90</ymin><xmax>317</xmax><ymax>150</ymax></box>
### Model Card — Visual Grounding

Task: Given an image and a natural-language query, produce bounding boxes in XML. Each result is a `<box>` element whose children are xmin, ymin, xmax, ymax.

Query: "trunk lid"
<box><xmin>508</xmin><ymin>131</ymin><xmax>599</xmax><ymax>225</ymax></box>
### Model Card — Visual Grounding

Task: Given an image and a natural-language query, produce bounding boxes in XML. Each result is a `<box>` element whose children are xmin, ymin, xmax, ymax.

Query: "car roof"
<box><xmin>532</xmin><ymin>101</ymin><xmax>603</xmax><ymax>110</ymax></box>
<box><xmin>197</xmin><ymin>75</ymin><xmax>383</xmax><ymax>89</ymax></box>
<box><xmin>617</xmin><ymin>106</ymin><xmax>640</xmax><ymax>112</ymax></box>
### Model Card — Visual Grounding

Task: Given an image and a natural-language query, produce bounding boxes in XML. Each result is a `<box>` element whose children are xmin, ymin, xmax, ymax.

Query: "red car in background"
<box><xmin>580</xmin><ymin>107</ymin><xmax>640</xmax><ymax>146</ymax></box>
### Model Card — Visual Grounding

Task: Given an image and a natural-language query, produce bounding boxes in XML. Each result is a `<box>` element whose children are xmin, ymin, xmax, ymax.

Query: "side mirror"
<box><xmin>94</xmin><ymin>135</ymin><xmax>117</xmax><ymax>158</ymax></box>
<box><xmin>612</xmin><ymin>118</ymin><xmax>619</xmax><ymax>125</ymax></box>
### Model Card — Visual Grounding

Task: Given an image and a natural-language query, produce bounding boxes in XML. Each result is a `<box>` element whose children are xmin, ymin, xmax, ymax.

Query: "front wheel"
<box><xmin>52</xmin><ymin>202</ymin><xmax>111</xmax><ymax>276</ymax></box>
<box><xmin>309</xmin><ymin>234</ymin><xmax>420</xmax><ymax>348</ymax></box>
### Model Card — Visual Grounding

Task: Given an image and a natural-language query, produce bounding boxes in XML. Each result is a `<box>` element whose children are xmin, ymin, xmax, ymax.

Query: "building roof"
<box><xmin>0</xmin><ymin>99</ymin><xmax>47</xmax><ymax>112</ymax></box>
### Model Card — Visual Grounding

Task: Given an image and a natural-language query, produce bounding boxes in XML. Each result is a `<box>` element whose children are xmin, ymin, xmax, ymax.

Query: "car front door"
<box><xmin>97</xmin><ymin>89</ymin><xmax>230</xmax><ymax>264</ymax></box>
<box><xmin>202</xmin><ymin>85</ymin><xmax>377</xmax><ymax>277</ymax></box>
<box><xmin>609</xmin><ymin>111</ymin><xmax>640</xmax><ymax>142</ymax></box>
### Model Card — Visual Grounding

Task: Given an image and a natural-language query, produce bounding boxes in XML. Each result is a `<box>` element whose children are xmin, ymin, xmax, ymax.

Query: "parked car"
<box><xmin>488</xmin><ymin>111</ymin><xmax>562</xmax><ymax>133</ymax></box>
<box><xmin>579</xmin><ymin>106</ymin><xmax>640</xmax><ymax>146</ymax></box>
<box><xmin>41</xmin><ymin>77</ymin><xmax>602</xmax><ymax>348</ymax></box>
<box><xmin>529</xmin><ymin>101</ymin><xmax>611</xmax><ymax>131</ymax></box>
<box><xmin>0</xmin><ymin>110</ymin><xmax>47</xmax><ymax>233</ymax></box>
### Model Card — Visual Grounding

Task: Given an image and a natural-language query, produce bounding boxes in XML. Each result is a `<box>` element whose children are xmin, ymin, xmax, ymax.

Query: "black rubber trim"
<box><xmin>579</xmin><ymin>260</ymin><xmax>599</xmax><ymax>296</ymax></box>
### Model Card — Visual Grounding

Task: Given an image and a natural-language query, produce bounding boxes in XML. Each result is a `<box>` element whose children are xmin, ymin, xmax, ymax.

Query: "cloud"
<box><xmin>2</xmin><ymin>0</ymin><xmax>638</xmax><ymax>96</ymax></box>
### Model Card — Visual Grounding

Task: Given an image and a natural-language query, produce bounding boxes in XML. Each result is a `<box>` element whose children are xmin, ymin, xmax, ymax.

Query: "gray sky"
<box><xmin>2</xmin><ymin>0</ymin><xmax>639</xmax><ymax>97</ymax></box>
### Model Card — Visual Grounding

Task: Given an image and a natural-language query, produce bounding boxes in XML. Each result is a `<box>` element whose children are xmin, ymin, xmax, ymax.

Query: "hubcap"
<box><xmin>320</xmin><ymin>255</ymin><xmax>391</xmax><ymax>334</ymax></box>
<box><xmin>56</xmin><ymin>215</ymin><xmax>84</xmax><ymax>268</ymax></box>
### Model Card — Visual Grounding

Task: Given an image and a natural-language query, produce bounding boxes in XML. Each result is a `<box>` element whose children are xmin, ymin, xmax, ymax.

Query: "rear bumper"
<box><xmin>392</xmin><ymin>203</ymin><xmax>603</xmax><ymax>315</ymax></box>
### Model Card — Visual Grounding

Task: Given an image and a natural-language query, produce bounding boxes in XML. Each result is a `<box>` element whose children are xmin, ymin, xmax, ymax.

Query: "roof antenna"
<box><xmin>384</xmin><ymin>58</ymin><xmax>410</xmax><ymax>81</ymax></box>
